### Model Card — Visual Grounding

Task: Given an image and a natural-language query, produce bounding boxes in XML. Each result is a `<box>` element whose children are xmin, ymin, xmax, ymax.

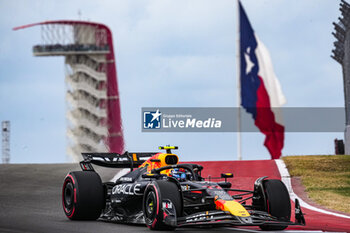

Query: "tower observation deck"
<box><xmin>14</xmin><ymin>21</ymin><xmax>124</xmax><ymax>161</ymax></box>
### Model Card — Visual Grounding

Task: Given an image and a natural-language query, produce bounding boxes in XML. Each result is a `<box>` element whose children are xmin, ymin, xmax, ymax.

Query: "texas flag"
<box><xmin>239</xmin><ymin>1</ymin><xmax>286</xmax><ymax>159</ymax></box>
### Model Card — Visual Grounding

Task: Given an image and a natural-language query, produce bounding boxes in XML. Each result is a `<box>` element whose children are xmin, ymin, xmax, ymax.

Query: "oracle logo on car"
<box><xmin>112</xmin><ymin>183</ymin><xmax>142</xmax><ymax>195</ymax></box>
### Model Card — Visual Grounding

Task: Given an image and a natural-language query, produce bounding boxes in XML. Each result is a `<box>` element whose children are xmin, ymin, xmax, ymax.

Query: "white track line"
<box><xmin>275</xmin><ymin>159</ymin><xmax>350</xmax><ymax>219</ymax></box>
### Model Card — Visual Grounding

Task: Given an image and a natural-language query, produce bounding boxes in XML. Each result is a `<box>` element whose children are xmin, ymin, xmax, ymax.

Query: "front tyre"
<box><xmin>143</xmin><ymin>180</ymin><xmax>182</xmax><ymax>230</ymax></box>
<box><xmin>259</xmin><ymin>179</ymin><xmax>291</xmax><ymax>231</ymax></box>
<box><xmin>62</xmin><ymin>171</ymin><xmax>104</xmax><ymax>220</ymax></box>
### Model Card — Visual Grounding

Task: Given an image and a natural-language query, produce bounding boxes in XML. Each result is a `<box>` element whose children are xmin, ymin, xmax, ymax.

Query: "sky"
<box><xmin>0</xmin><ymin>0</ymin><xmax>345</xmax><ymax>163</ymax></box>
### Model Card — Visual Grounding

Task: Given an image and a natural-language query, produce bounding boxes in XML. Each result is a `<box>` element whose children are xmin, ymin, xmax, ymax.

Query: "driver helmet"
<box><xmin>170</xmin><ymin>168</ymin><xmax>186</xmax><ymax>181</ymax></box>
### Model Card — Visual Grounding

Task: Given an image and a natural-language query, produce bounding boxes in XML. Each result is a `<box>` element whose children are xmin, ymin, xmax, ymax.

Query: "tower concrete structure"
<box><xmin>15</xmin><ymin>21</ymin><xmax>124</xmax><ymax>161</ymax></box>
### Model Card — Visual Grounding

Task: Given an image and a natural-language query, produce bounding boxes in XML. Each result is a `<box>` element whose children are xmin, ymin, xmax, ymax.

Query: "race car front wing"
<box><xmin>162</xmin><ymin>198</ymin><xmax>305</xmax><ymax>228</ymax></box>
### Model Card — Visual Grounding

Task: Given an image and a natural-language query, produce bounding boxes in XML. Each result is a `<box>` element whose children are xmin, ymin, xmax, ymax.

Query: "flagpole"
<box><xmin>236</xmin><ymin>0</ymin><xmax>242</xmax><ymax>160</ymax></box>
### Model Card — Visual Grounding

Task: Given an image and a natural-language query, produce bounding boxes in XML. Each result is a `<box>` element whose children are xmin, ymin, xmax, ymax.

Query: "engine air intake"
<box><xmin>165</xmin><ymin>155</ymin><xmax>178</xmax><ymax>165</ymax></box>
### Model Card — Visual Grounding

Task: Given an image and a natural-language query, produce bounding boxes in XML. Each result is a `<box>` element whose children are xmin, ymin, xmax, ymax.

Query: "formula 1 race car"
<box><xmin>62</xmin><ymin>146</ymin><xmax>305</xmax><ymax>230</ymax></box>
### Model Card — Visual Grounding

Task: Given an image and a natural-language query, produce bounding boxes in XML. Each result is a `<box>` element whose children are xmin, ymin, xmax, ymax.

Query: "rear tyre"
<box><xmin>62</xmin><ymin>171</ymin><xmax>104</xmax><ymax>220</ymax></box>
<box><xmin>259</xmin><ymin>179</ymin><xmax>291</xmax><ymax>231</ymax></box>
<box><xmin>143</xmin><ymin>180</ymin><xmax>182</xmax><ymax>230</ymax></box>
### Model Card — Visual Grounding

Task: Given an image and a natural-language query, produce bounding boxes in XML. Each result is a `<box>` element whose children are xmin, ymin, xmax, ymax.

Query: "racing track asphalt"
<box><xmin>0</xmin><ymin>164</ymin><xmax>267</xmax><ymax>233</ymax></box>
<box><xmin>0</xmin><ymin>163</ymin><xmax>345</xmax><ymax>233</ymax></box>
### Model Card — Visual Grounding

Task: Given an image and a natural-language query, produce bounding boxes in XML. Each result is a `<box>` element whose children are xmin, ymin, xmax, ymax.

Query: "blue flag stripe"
<box><xmin>239</xmin><ymin>1</ymin><xmax>260</xmax><ymax>119</ymax></box>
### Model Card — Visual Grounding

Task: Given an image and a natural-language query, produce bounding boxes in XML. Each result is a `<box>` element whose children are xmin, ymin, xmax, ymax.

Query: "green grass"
<box><xmin>283</xmin><ymin>155</ymin><xmax>350</xmax><ymax>214</ymax></box>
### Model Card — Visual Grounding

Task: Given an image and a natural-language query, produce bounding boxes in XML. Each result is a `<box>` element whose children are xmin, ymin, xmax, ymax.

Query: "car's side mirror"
<box><xmin>221</xmin><ymin>173</ymin><xmax>234</xmax><ymax>178</ymax></box>
<box><xmin>221</xmin><ymin>173</ymin><xmax>233</xmax><ymax>182</ymax></box>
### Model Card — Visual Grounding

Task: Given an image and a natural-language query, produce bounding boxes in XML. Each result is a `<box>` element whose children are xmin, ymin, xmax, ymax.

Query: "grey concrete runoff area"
<box><xmin>0</xmin><ymin>164</ymin><xmax>339</xmax><ymax>233</ymax></box>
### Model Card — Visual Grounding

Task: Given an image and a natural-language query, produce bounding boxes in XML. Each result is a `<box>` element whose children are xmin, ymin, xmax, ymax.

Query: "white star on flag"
<box><xmin>244</xmin><ymin>47</ymin><xmax>255</xmax><ymax>74</ymax></box>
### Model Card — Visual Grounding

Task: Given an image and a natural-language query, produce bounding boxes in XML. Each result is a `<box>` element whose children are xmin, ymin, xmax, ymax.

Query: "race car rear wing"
<box><xmin>80</xmin><ymin>152</ymin><xmax>157</xmax><ymax>171</ymax></box>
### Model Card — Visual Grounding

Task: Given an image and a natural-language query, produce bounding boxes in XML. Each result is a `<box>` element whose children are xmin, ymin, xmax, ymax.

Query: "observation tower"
<box><xmin>14</xmin><ymin>21</ymin><xmax>124</xmax><ymax>161</ymax></box>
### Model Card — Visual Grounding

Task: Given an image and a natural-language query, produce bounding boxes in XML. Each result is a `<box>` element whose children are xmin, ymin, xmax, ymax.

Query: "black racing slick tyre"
<box><xmin>259</xmin><ymin>179</ymin><xmax>291</xmax><ymax>231</ymax></box>
<box><xmin>62</xmin><ymin>171</ymin><xmax>104</xmax><ymax>220</ymax></box>
<box><xmin>143</xmin><ymin>180</ymin><xmax>182</xmax><ymax>230</ymax></box>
